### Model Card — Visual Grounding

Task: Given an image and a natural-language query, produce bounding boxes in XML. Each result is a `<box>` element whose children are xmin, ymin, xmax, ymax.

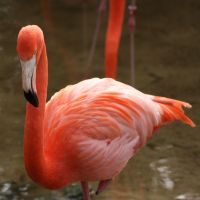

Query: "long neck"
<box><xmin>105</xmin><ymin>0</ymin><xmax>125</xmax><ymax>79</ymax></box>
<box><xmin>24</xmin><ymin>43</ymin><xmax>48</xmax><ymax>183</ymax></box>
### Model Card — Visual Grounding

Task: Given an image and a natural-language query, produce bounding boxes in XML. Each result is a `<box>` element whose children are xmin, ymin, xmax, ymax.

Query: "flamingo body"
<box><xmin>17</xmin><ymin>25</ymin><xmax>195</xmax><ymax>199</ymax></box>
<box><xmin>44</xmin><ymin>78</ymin><xmax>159</xmax><ymax>183</ymax></box>
<box><xmin>44</xmin><ymin>77</ymin><xmax>194</xmax><ymax>188</ymax></box>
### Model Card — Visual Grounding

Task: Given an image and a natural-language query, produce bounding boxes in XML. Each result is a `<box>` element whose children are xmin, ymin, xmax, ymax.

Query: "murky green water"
<box><xmin>0</xmin><ymin>0</ymin><xmax>199</xmax><ymax>199</ymax></box>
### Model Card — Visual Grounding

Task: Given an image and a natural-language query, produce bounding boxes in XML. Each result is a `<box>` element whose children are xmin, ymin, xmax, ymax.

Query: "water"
<box><xmin>0</xmin><ymin>0</ymin><xmax>199</xmax><ymax>199</ymax></box>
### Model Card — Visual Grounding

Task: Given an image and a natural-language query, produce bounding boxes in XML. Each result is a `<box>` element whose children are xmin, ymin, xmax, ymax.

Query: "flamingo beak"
<box><xmin>20</xmin><ymin>54</ymin><xmax>39</xmax><ymax>107</ymax></box>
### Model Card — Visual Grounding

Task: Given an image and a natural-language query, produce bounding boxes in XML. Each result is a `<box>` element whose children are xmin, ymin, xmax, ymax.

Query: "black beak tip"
<box><xmin>24</xmin><ymin>90</ymin><xmax>39</xmax><ymax>107</ymax></box>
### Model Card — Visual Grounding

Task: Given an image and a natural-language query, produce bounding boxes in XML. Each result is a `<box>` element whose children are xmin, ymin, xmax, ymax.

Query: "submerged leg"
<box><xmin>81</xmin><ymin>181</ymin><xmax>91</xmax><ymax>200</ymax></box>
<box><xmin>96</xmin><ymin>179</ymin><xmax>112</xmax><ymax>195</ymax></box>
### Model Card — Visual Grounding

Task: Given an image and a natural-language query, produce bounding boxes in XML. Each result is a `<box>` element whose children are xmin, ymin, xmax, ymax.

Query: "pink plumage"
<box><xmin>17</xmin><ymin>25</ymin><xmax>195</xmax><ymax>200</ymax></box>
<box><xmin>44</xmin><ymin>77</ymin><xmax>195</xmax><ymax>182</ymax></box>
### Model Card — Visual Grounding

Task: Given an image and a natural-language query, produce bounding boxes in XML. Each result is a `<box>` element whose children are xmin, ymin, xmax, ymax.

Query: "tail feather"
<box><xmin>153</xmin><ymin>96</ymin><xmax>196</xmax><ymax>127</ymax></box>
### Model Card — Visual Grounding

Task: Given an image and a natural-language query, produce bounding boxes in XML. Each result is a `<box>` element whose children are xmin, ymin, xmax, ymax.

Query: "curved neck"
<box><xmin>23</xmin><ymin>41</ymin><xmax>75</xmax><ymax>189</ymax></box>
<box><xmin>24</xmin><ymin>43</ymin><xmax>48</xmax><ymax>184</ymax></box>
<box><xmin>105</xmin><ymin>0</ymin><xmax>125</xmax><ymax>79</ymax></box>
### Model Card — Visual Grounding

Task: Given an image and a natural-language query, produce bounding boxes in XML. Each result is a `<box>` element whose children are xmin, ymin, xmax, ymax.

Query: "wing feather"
<box><xmin>44</xmin><ymin>78</ymin><xmax>162</xmax><ymax>180</ymax></box>
<box><xmin>77</xmin><ymin>134</ymin><xmax>140</xmax><ymax>180</ymax></box>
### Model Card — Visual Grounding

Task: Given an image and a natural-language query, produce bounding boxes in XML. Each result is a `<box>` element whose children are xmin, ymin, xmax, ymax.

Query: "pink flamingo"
<box><xmin>17</xmin><ymin>25</ymin><xmax>195</xmax><ymax>200</ymax></box>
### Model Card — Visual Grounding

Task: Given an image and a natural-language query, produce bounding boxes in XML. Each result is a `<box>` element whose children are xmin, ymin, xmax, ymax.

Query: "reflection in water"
<box><xmin>150</xmin><ymin>158</ymin><xmax>174</xmax><ymax>191</ymax></box>
<box><xmin>0</xmin><ymin>182</ymin><xmax>30</xmax><ymax>199</ymax></box>
<box><xmin>0</xmin><ymin>181</ymin><xmax>84</xmax><ymax>200</ymax></box>
<box><xmin>176</xmin><ymin>193</ymin><xmax>200</xmax><ymax>200</ymax></box>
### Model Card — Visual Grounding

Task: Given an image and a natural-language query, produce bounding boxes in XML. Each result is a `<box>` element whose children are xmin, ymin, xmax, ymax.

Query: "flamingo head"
<box><xmin>17</xmin><ymin>25</ymin><xmax>44</xmax><ymax>107</ymax></box>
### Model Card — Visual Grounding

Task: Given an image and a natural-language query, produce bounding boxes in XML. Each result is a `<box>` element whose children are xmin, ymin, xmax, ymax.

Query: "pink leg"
<box><xmin>96</xmin><ymin>179</ymin><xmax>112</xmax><ymax>195</ymax></box>
<box><xmin>128</xmin><ymin>1</ymin><xmax>137</xmax><ymax>86</ymax></box>
<box><xmin>81</xmin><ymin>181</ymin><xmax>91</xmax><ymax>200</ymax></box>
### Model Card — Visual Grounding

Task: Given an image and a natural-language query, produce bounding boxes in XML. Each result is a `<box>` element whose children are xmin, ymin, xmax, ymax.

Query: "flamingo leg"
<box><xmin>96</xmin><ymin>179</ymin><xmax>112</xmax><ymax>195</ymax></box>
<box><xmin>85</xmin><ymin>0</ymin><xmax>107</xmax><ymax>78</ymax></box>
<box><xmin>128</xmin><ymin>1</ymin><xmax>137</xmax><ymax>86</ymax></box>
<box><xmin>81</xmin><ymin>181</ymin><xmax>91</xmax><ymax>200</ymax></box>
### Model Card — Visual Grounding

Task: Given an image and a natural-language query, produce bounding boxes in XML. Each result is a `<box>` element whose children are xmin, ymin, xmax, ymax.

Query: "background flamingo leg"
<box><xmin>85</xmin><ymin>0</ymin><xmax>107</xmax><ymax>78</ymax></box>
<box><xmin>128</xmin><ymin>0</ymin><xmax>137</xmax><ymax>85</ymax></box>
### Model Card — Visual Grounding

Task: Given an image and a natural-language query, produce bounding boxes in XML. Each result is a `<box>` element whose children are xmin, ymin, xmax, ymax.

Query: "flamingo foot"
<box><xmin>81</xmin><ymin>181</ymin><xmax>91</xmax><ymax>200</ymax></box>
<box><xmin>96</xmin><ymin>179</ymin><xmax>112</xmax><ymax>195</ymax></box>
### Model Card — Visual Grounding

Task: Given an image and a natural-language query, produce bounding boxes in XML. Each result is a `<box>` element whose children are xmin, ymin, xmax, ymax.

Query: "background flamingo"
<box><xmin>16</xmin><ymin>25</ymin><xmax>195</xmax><ymax>200</ymax></box>
<box><xmin>105</xmin><ymin>0</ymin><xmax>125</xmax><ymax>79</ymax></box>
<box><xmin>40</xmin><ymin>0</ymin><xmax>134</xmax><ymax>81</ymax></box>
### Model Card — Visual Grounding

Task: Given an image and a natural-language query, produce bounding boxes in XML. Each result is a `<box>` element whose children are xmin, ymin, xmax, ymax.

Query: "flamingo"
<box><xmin>17</xmin><ymin>25</ymin><xmax>195</xmax><ymax>200</ymax></box>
